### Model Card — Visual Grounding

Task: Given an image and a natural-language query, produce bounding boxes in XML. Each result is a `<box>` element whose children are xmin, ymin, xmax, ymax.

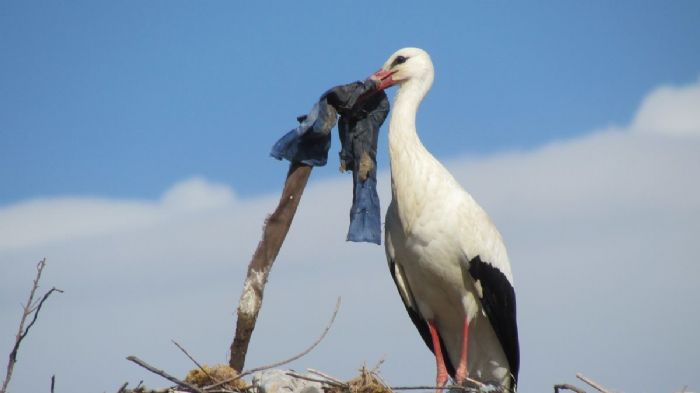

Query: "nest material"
<box><xmin>328</xmin><ymin>367</ymin><xmax>392</xmax><ymax>393</ymax></box>
<box><xmin>184</xmin><ymin>364</ymin><xmax>247</xmax><ymax>391</ymax></box>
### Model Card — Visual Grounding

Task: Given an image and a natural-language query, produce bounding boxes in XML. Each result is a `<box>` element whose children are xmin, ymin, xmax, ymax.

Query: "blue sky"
<box><xmin>2</xmin><ymin>1</ymin><xmax>699</xmax><ymax>204</ymax></box>
<box><xmin>2</xmin><ymin>2</ymin><xmax>700</xmax><ymax>393</ymax></box>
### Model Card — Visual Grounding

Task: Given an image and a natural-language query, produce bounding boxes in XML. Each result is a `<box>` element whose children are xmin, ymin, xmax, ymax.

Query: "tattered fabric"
<box><xmin>270</xmin><ymin>79</ymin><xmax>389</xmax><ymax>244</ymax></box>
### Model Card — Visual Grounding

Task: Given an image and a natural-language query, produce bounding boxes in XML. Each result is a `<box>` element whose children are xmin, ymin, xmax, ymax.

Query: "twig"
<box><xmin>306</xmin><ymin>369</ymin><xmax>346</xmax><ymax>386</ymax></box>
<box><xmin>389</xmin><ymin>379</ymin><xmax>490</xmax><ymax>392</ymax></box>
<box><xmin>126</xmin><ymin>355</ymin><xmax>205</xmax><ymax>393</ymax></box>
<box><xmin>554</xmin><ymin>383</ymin><xmax>587</xmax><ymax>393</ymax></box>
<box><xmin>18</xmin><ymin>287</ymin><xmax>64</xmax><ymax>349</ymax></box>
<box><xmin>392</xmin><ymin>377</ymin><xmax>502</xmax><ymax>393</ymax></box>
<box><xmin>576</xmin><ymin>373</ymin><xmax>610</xmax><ymax>393</ymax></box>
<box><xmin>1</xmin><ymin>258</ymin><xmax>63</xmax><ymax>393</ymax></box>
<box><xmin>50</xmin><ymin>375</ymin><xmax>55</xmax><ymax>393</ymax></box>
<box><xmin>390</xmin><ymin>386</ymin><xmax>477</xmax><ymax>392</ymax></box>
<box><xmin>391</xmin><ymin>380</ymin><xmax>512</xmax><ymax>393</ymax></box>
<box><xmin>120</xmin><ymin>387</ymin><xmax>175</xmax><ymax>393</ymax></box>
<box><xmin>463</xmin><ymin>377</ymin><xmax>486</xmax><ymax>389</ymax></box>
<box><xmin>229</xmin><ymin>162</ymin><xmax>313</xmax><ymax>372</ymax></box>
<box><xmin>286</xmin><ymin>371</ymin><xmax>346</xmax><ymax>388</ymax></box>
<box><xmin>366</xmin><ymin>366</ymin><xmax>392</xmax><ymax>392</ymax></box>
<box><xmin>116</xmin><ymin>382</ymin><xmax>129</xmax><ymax>393</ymax></box>
<box><xmin>171</xmin><ymin>339</ymin><xmax>220</xmax><ymax>385</ymax></box>
<box><xmin>207</xmin><ymin>297</ymin><xmax>341</xmax><ymax>391</ymax></box>
<box><xmin>246</xmin><ymin>297</ymin><xmax>340</xmax><ymax>371</ymax></box>
<box><xmin>369</xmin><ymin>358</ymin><xmax>385</xmax><ymax>374</ymax></box>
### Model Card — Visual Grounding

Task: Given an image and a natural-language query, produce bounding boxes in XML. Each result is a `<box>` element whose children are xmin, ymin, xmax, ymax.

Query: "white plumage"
<box><xmin>372</xmin><ymin>48</ymin><xmax>519</xmax><ymax>391</ymax></box>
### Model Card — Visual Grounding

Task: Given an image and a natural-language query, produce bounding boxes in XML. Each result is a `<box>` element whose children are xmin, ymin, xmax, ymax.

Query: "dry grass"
<box><xmin>328</xmin><ymin>366</ymin><xmax>393</xmax><ymax>393</ymax></box>
<box><xmin>184</xmin><ymin>364</ymin><xmax>247</xmax><ymax>391</ymax></box>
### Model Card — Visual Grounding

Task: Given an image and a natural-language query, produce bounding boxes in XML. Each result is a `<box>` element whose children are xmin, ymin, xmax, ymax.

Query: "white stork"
<box><xmin>370</xmin><ymin>48</ymin><xmax>519</xmax><ymax>391</ymax></box>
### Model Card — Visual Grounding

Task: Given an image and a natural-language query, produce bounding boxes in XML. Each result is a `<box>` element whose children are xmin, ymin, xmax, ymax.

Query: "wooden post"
<box><xmin>229</xmin><ymin>163</ymin><xmax>313</xmax><ymax>372</ymax></box>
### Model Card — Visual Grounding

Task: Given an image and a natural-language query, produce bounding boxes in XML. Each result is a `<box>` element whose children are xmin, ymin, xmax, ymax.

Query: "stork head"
<box><xmin>370</xmin><ymin>47</ymin><xmax>434</xmax><ymax>91</ymax></box>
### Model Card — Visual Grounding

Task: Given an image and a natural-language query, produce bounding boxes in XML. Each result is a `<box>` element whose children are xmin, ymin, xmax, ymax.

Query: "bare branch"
<box><xmin>1</xmin><ymin>258</ymin><xmax>63</xmax><ymax>393</ymax></box>
<box><xmin>126</xmin><ymin>355</ymin><xmax>205</xmax><ymax>393</ymax></box>
<box><xmin>286</xmin><ymin>371</ymin><xmax>346</xmax><ymax>388</ymax></box>
<box><xmin>116</xmin><ymin>381</ymin><xmax>129</xmax><ymax>393</ymax></box>
<box><xmin>390</xmin><ymin>385</ymin><xmax>477</xmax><ymax>392</ymax></box>
<box><xmin>369</xmin><ymin>357</ymin><xmax>385</xmax><ymax>374</ymax></box>
<box><xmin>229</xmin><ymin>163</ymin><xmax>313</xmax><ymax>372</ymax></box>
<box><xmin>463</xmin><ymin>376</ymin><xmax>486</xmax><ymax>389</ymax></box>
<box><xmin>19</xmin><ymin>287</ymin><xmax>64</xmax><ymax>344</ymax></box>
<box><xmin>246</xmin><ymin>297</ymin><xmax>340</xmax><ymax>372</ymax></box>
<box><xmin>306</xmin><ymin>369</ymin><xmax>346</xmax><ymax>386</ymax></box>
<box><xmin>576</xmin><ymin>373</ymin><xmax>610</xmax><ymax>393</ymax></box>
<box><xmin>118</xmin><ymin>387</ymin><xmax>171</xmax><ymax>393</ymax></box>
<box><xmin>171</xmin><ymin>339</ymin><xmax>220</xmax><ymax>385</ymax></box>
<box><xmin>207</xmin><ymin>297</ymin><xmax>340</xmax><ymax>391</ymax></box>
<box><xmin>554</xmin><ymin>383</ymin><xmax>587</xmax><ymax>393</ymax></box>
<box><xmin>391</xmin><ymin>379</ymin><xmax>509</xmax><ymax>393</ymax></box>
<box><xmin>122</xmin><ymin>249</ymin><xmax>335</xmax><ymax>393</ymax></box>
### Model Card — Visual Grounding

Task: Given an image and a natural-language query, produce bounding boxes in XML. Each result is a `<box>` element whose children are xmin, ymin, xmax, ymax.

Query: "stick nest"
<box><xmin>328</xmin><ymin>367</ymin><xmax>392</xmax><ymax>393</ymax></box>
<box><xmin>184</xmin><ymin>364</ymin><xmax>247</xmax><ymax>390</ymax></box>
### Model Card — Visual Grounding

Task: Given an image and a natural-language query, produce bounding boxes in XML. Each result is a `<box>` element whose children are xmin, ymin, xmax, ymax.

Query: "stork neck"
<box><xmin>387</xmin><ymin>79</ymin><xmax>436</xmax><ymax>225</ymax></box>
<box><xmin>389</xmin><ymin>81</ymin><xmax>428</xmax><ymax>153</ymax></box>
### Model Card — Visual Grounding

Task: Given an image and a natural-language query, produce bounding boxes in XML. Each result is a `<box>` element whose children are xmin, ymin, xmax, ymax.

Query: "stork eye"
<box><xmin>392</xmin><ymin>55</ymin><xmax>408</xmax><ymax>67</ymax></box>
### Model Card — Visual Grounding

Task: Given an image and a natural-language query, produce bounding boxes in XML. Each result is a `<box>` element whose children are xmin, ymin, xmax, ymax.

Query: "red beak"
<box><xmin>369</xmin><ymin>68</ymin><xmax>397</xmax><ymax>91</ymax></box>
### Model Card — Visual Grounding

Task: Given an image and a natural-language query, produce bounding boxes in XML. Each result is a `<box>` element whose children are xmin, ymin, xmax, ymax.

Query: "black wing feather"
<box><xmin>468</xmin><ymin>255</ymin><xmax>520</xmax><ymax>386</ymax></box>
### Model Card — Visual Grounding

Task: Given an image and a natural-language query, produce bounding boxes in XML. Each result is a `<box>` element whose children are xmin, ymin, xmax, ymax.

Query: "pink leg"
<box><xmin>455</xmin><ymin>316</ymin><xmax>469</xmax><ymax>384</ymax></box>
<box><xmin>427</xmin><ymin>319</ymin><xmax>449</xmax><ymax>392</ymax></box>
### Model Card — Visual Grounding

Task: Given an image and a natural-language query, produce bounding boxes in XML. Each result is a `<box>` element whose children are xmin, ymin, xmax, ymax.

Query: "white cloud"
<box><xmin>0</xmin><ymin>176</ymin><xmax>237</xmax><ymax>250</ymax></box>
<box><xmin>1</xmin><ymin>77</ymin><xmax>699</xmax><ymax>393</ymax></box>
<box><xmin>631</xmin><ymin>76</ymin><xmax>700</xmax><ymax>136</ymax></box>
<box><xmin>161</xmin><ymin>177</ymin><xmax>237</xmax><ymax>211</ymax></box>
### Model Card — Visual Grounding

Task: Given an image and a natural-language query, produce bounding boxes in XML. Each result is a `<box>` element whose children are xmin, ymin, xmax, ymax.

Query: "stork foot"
<box><xmin>435</xmin><ymin>370</ymin><xmax>448</xmax><ymax>393</ymax></box>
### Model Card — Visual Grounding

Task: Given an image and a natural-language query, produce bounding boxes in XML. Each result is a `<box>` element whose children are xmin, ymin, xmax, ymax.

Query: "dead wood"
<box><xmin>554</xmin><ymin>383</ymin><xmax>587</xmax><ymax>393</ymax></box>
<box><xmin>229</xmin><ymin>162</ymin><xmax>313</xmax><ymax>372</ymax></box>
<box><xmin>554</xmin><ymin>373</ymin><xmax>613</xmax><ymax>393</ymax></box>
<box><xmin>126</xmin><ymin>356</ymin><xmax>206</xmax><ymax>393</ymax></box>
<box><xmin>207</xmin><ymin>297</ymin><xmax>340</xmax><ymax>390</ymax></box>
<box><xmin>172</xmin><ymin>340</ymin><xmax>221</xmax><ymax>386</ymax></box>
<box><xmin>1</xmin><ymin>258</ymin><xmax>63</xmax><ymax>393</ymax></box>
<box><xmin>576</xmin><ymin>373</ymin><xmax>611</xmax><ymax>393</ymax></box>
